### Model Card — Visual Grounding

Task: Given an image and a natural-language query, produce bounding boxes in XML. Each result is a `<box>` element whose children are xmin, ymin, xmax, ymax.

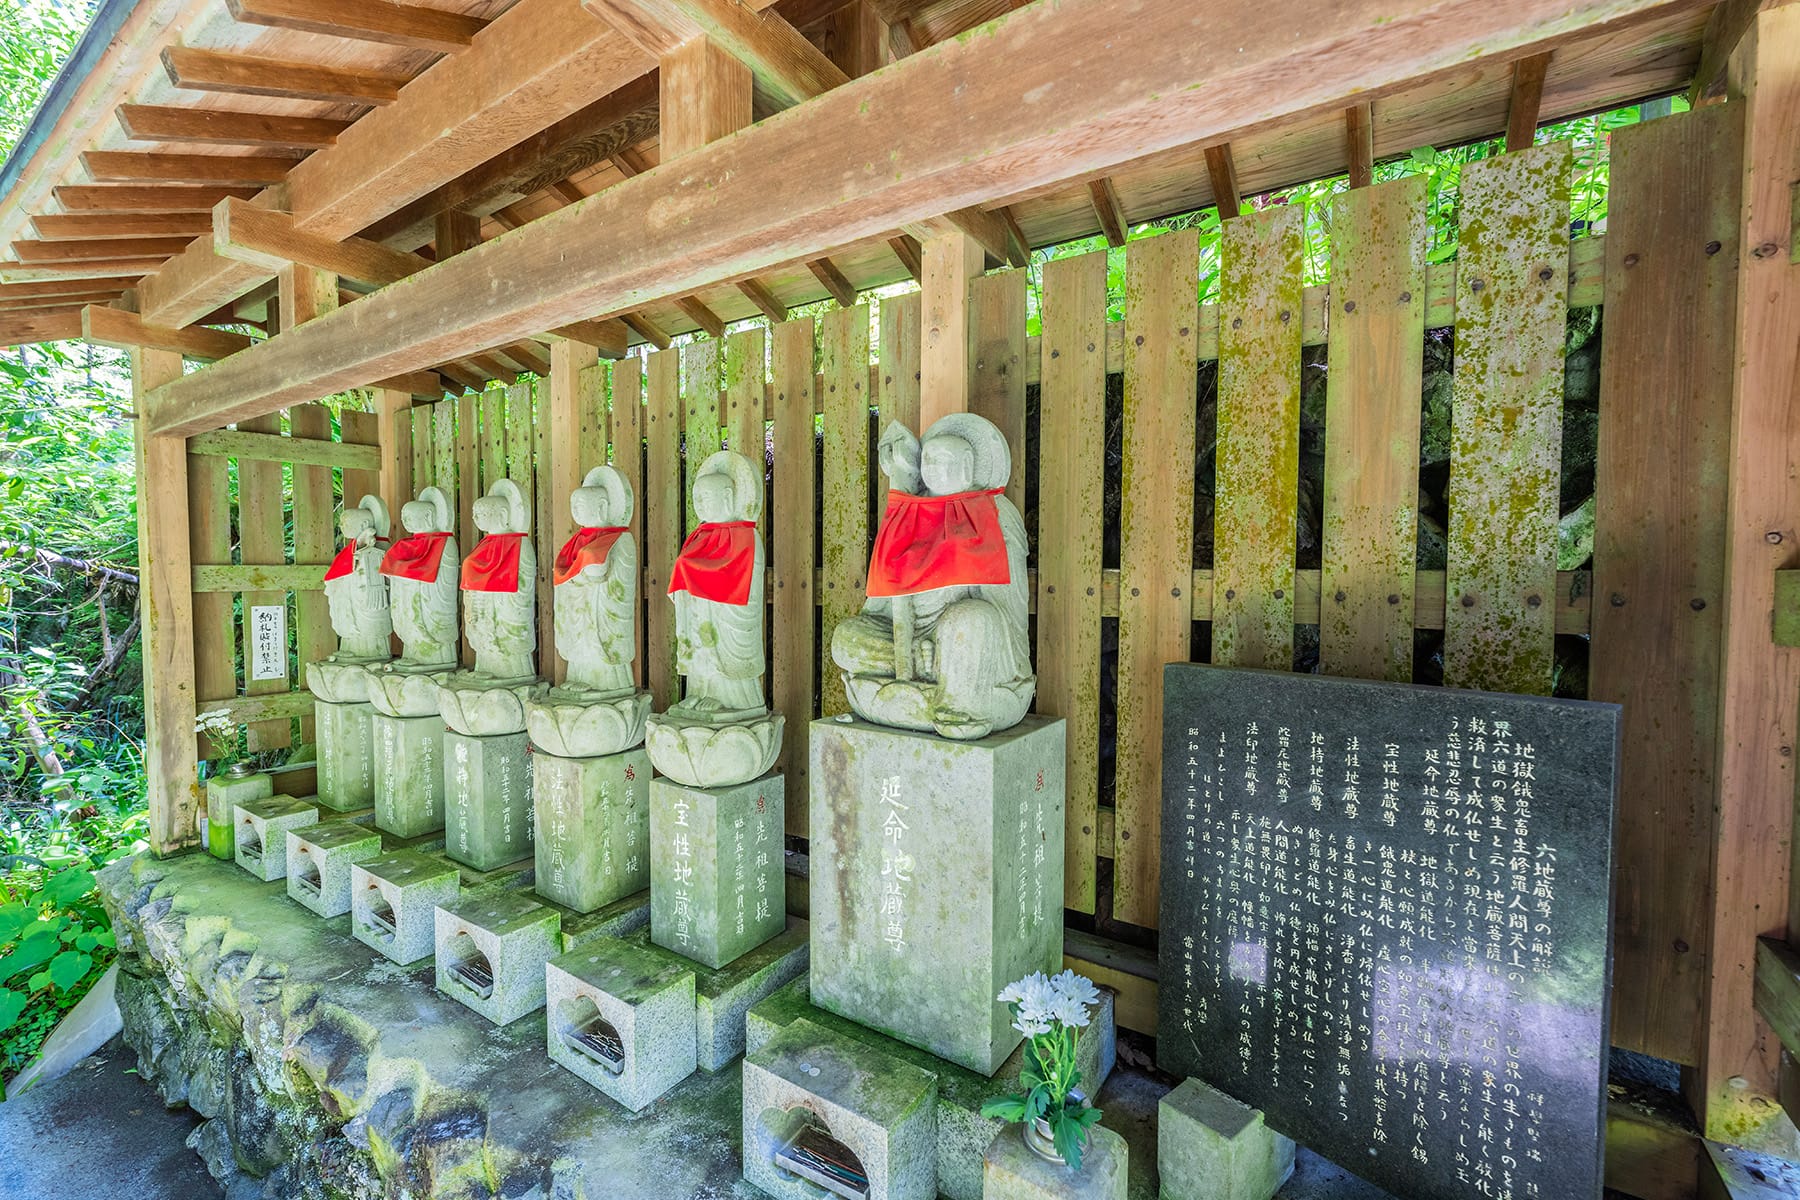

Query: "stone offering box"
<box><xmin>284</xmin><ymin>821</ymin><xmax>382</xmax><ymax>917</ymax></box>
<box><xmin>748</xmin><ymin>975</ymin><xmax>1115</xmax><ymax>1200</ymax></box>
<box><xmin>546</xmin><ymin>936</ymin><xmax>697</xmax><ymax>1112</ymax></box>
<box><xmin>372</xmin><ymin>710</ymin><xmax>446</xmax><ymax>838</ymax></box>
<box><xmin>314</xmin><ymin>698</ymin><xmax>377</xmax><ymax>812</ymax></box>
<box><xmin>351</xmin><ymin>850</ymin><xmax>461</xmax><ymax>965</ymax></box>
<box><xmin>232</xmin><ymin>795</ymin><xmax>318</xmax><ymax>882</ymax></box>
<box><xmin>205</xmin><ymin>768</ymin><xmax>272</xmax><ymax>861</ymax></box>
<box><xmin>444</xmin><ymin>729</ymin><xmax>533</xmax><ymax>872</ymax></box>
<box><xmin>1158</xmin><ymin>1077</ymin><xmax>1294</xmax><ymax>1200</ymax></box>
<box><xmin>809</xmin><ymin>714</ymin><xmax>1065</xmax><ymax>1074</ymax></box>
<box><xmin>434</xmin><ymin>890</ymin><xmax>561</xmax><ymax>1025</ymax></box>
<box><xmin>533</xmin><ymin>745</ymin><xmax>650</xmax><ymax>913</ymax></box>
<box><xmin>742</xmin><ymin>1016</ymin><xmax>938</xmax><ymax>1200</ymax></box>
<box><xmin>983</xmin><ymin>1121</ymin><xmax>1128</xmax><ymax>1200</ymax></box>
<box><xmin>649</xmin><ymin>772</ymin><xmax>785</xmax><ymax>970</ymax></box>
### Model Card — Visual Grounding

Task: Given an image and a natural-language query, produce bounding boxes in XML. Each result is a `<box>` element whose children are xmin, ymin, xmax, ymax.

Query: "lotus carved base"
<box><xmin>306</xmin><ymin>655</ymin><xmax>389</xmax><ymax>704</ymax></box>
<box><xmin>365</xmin><ymin>663</ymin><xmax>453</xmax><ymax>718</ymax></box>
<box><xmin>644</xmin><ymin>709</ymin><xmax>783</xmax><ymax>789</ymax></box>
<box><xmin>842</xmin><ymin>673</ymin><xmax>1034</xmax><ymax>741</ymax></box>
<box><xmin>436</xmin><ymin>672</ymin><xmax>546</xmax><ymax>737</ymax></box>
<box><xmin>524</xmin><ymin>686</ymin><xmax>652</xmax><ymax>757</ymax></box>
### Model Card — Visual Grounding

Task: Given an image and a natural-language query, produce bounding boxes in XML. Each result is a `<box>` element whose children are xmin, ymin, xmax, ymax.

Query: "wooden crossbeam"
<box><xmin>887</xmin><ymin>233</ymin><xmax>922</xmax><ymax>280</ymax></box>
<box><xmin>372</xmin><ymin>369</ymin><xmax>448</xmax><ymax>397</ymax></box>
<box><xmin>0</xmin><ymin>310</ymin><xmax>82</xmax><ymax>347</ymax></box>
<box><xmin>0</xmin><ymin>292</ymin><xmax>119</xmax><ymax>313</ymax></box>
<box><xmin>1088</xmin><ymin>177</ymin><xmax>1127</xmax><ymax>247</ymax></box>
<box><xmin>551</xmin><ymin>180</ymin><xmax>587</xmax><ymax>206</ymax></box>
<box><xmin>162</xmin><ymin>45</ymin><xmax>410</xmax><ymax>107</ymax></box>
<box><xmin>145</xmin><ymin>0</ymin><xmax>1698</xmax><ymax>433</ymax></box>
<box><xmin>1345</xmin><ymin>102</ymin><xmax>1374</xmax><ymax>187</ymax></box>
<box><xmin>806</xmin><ymin>257</ymin><xmax>856</xmax><ymax>305</ymax></box>
<box><xmin>552</xmin><ymin>319</ymin><xmax>630</xmax><ymax>356</ymax></box>
<box><xmin>736</xmin><ymin>277</ymin><xmax>787</xmax><ymax>322</ymax></box>
<box><xmin>1</xmin><ymin>259</ymin><xmax>170</xmax><ymax>283</ymax></box>
<box><xmin>1506</xmin><ymin>51</ymin><xmax>1552</xmax><ymax>151</ymax></box>
<box><xmin>1205</xmin><ymin>143</ymin><xmax>1242</xmax><ymax>217</ymax></box>
<box><xmin>216</xmin><ymin>197</ymin><xmax>427</xmax><ymax>285</ymax></box>
<box><xmin>82</xmin><ymin>305</ymin><xmax>253</xmax><ymax>361</ymax></box>
<box><xmin>676</xmin><ymin>295</ymin><xmax>726</xmax><ymax>336</ymax></box>
<box><xmin>52</xmin><ymin>185</ymin><xmax>257</xmax><ymax>213</ymax></box>
<box><xmin>224</xmin><ymin>0</ymin><xmax>489</xmax><ymax>54</ymax></box>
<box><xmin>12</xmin><ymin>237</ymin><xmax>194</xmax><ymax>262</ymax></box>
<box><xmin>117</xmin><ymin>104</ymin><xmax>350</xmax><ymax>150</ymax></box>
<box><xmin>0</xmin><ymin>279</ymin><xmax>140</xmax><ymax>301</ymax></box>
<box><xmin>582</xmin><ymin>0</ymin><xmax>844</xmax><ymax>109</ymax></box>
<box><xmin>622</xmin><ymin>311</ymin><xmax>671</xmax><ymax>349</ymax></box>
<box><xmin>83</xmin><ymin>151</ymin><xmax>303</xmax><ymax>186</ymax></box>
<box><xmin>32</xmin><ymin>212</ymin><xmax>212</xmax><ymax>240</ymax></box>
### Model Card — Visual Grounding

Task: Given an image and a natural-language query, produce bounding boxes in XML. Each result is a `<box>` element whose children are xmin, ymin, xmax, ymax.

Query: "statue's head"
<box><xmin>475</xmin><ymin>478</ymin><xmax>529</xmax><ymax>536</ymax></box>
<box><xmin>692</xmin><ymin>451</ymin><xmax>762</xmax><ymax>524</ymax></box>
<box><xmin>920</xmin><ymin>413</ymin><xmax>1010</xmax><ymax>496</ymax></box>
<box><xmin>401</xmin><ymin>487</ymin><xmax>453</xmax><ymax>535</ymax></box>
<box><xmin>571</xmin><ymin>465</ymin><xmax>633</xmax><ymax>528</ymax></box>
<box><xmin>340</xmin><ymin>494</ymin><xmax>390</xmax><ymax>543</ymax></box>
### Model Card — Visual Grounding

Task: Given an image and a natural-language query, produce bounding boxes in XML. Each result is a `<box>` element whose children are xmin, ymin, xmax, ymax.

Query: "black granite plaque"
<box><xmin>1157</xmin><ymin>665</ymin><xmax>1619</xmax><ymax>1200</ymax></box>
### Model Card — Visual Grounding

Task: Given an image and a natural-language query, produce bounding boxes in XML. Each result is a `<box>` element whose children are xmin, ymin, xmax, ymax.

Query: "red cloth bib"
<box><xmin>462</xmin><ymin>532</ymin><xmax>527</xmax><ymax>593</ymax></box>
<box><xmin>667</xmin><ymin>521</ymin><xmax>757</xmax><ymax>605</ymax></box>
<box><xmin>866</xmin><ymin>489</ymin><xmax>1010</xmax><ymax>598</ymax></box>
<box><xmin>379</xmin><ymin>532</ymin><xmax>452</xmax><ymax>582</ymax></box>
<box><xmin>554</xmin><ymin>526</ymin><xmax>628</xmax><ymax>586</ymax></box>
<box><xmin>324</xmin><ymin>537</ymin><xmax>387</xmax><ymax>582</ymax></box>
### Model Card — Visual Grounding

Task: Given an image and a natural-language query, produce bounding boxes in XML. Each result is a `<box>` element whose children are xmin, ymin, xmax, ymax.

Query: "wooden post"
<box><xmin>546</xmin><ymin>337</ymin><xmax>600</xmax><ymax>683</ymax></box>
<box><xmin>133</xmin><ymin>346</ymin><xmax>199</xmax><ymax>854</ymax></box>
<box><xmin>376</xmin><ymin>388</ymin><xmax>413</xmax><ymax>526</ymax></box>
<box><xmin>280</xmin><ymin>263</ymin><xmax>339</xmax><ymax>733</ymax></box>
<box><xmin>1692</xmin><ymin>2</ymin><xmax>1800</xmax><ymax>1142</ymax></box>
<box><xmin>920</xmin><ymin>230</ymin><xmax>982</xmax><ymax>426</ymax></box>
<box><xmin>660</xmin><ymin>36</ymin><xmax>753</xmax><ymax>161</ymax></box>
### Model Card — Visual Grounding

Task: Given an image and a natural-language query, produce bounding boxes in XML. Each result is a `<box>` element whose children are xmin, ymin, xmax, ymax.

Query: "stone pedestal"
<box><xmin>232</xmin><ymin>795</ymin><xmax>318</xmax><ymax>882</ymax></box>
<box><xmin>351</xmin><ymin>850</ymin><xmax>460</xmax><ymax>965</ymax></box>
<box><xmin>285</xmin><ymin>822</ymin><xmax>382</xmax><ymax>917</ymax></box>
<box><xmin>533</xmin><ymin>746</ymin><xmax>650</xmax><ymax>913</ymax></box>
<box><xmin>546</xmin><ymin>936</ymin><xmax>697</xmax><ymax>1112</ymax></box>
<box><xmin>692</xmin><ymin>917</ymin><xmax>809</xmax><ymax>1070</ymax></box>
<box><xmin>1157</xmin><ymin>1078</ymin><xmax>1295</xmax><ymax>1200</ymax></box>
<box><xmin>809</xmin><ymin>715</ymin><xmax>1066</xmax><ymax>1075</ymax></box>
<box><xmin>443</xmin><ymin>730</ymin><xmax>532</xmax><ymax>871</ymax></box>
<box><xmin>743</xmin><ymin>1017</ymin><xmax>938</xmax><ymax>1200</ymax></box>
<box><xmin>315</xmin><ymin>698</ymin><xmax>377</xmax><ymax>812</ymax></box>
<box><xmin>649</xmin><ymin>773</ymin><xmax>784</xmax><ymax>970</ymax></box>
<box><xmin>205</xmin><ymin>770</ymin><xmax>272</xmax><ymax>861</ymax></box>
<box><xmin>434</xmin><ymin>890</ymin><xmax>560</xmax><ymax>1026</ymax></box>
<box><xmin>373</xmin><ymin>712</ymin><xmax>446</xmax><ymax>838</ymax></box>
<box><xmin>558</xmin><ymin>889</ymin><xmax>653</xmax><ymax>953</ymax></box>
<box><xmin>983</xmin><ymin>1123</ymin><xmax>1128</xmax><ymax>1200</ymax></box>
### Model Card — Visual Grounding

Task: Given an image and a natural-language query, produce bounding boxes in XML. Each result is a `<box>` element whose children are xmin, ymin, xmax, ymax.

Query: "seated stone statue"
<box><xmin>525</xmin><ymin>465</ymin><xmax>652</xmax><ymax>757</ymax></box>
<box><xmin>644</xmin><ymin>451</ymin><xmax>783</xmax><ymax>788</ymax></box>
<box><xmin>365</xmin><ymin>486</ymin><xmax>459</xmax><ymax>718</ymax></box>
<box><xmin>305</xmin><ymin>494</ymin><xmax>392</xmax><ymax>704</ymax></box>
<box><xmin>438</xmin><ymin>479</ymin><xmax>546</xmax><ymax>737</ymax></box>
<box><xmin>831</xmin><ymin>413</ymin><xmax>1033</xmax><ymax>740</ymax></box>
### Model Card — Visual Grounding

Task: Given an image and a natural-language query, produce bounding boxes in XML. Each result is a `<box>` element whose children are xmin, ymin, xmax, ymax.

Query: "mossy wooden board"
<box><xmin>682</xmin><ymin>337</ymin><xmax>721</xmax><ymax>535</ymax></box>
<box><xmin>970</xmin><ymin>267</ymin><xmax>1027</xmax><ymax>509</ymax></box>
<box><xmin>645</xmin><ymin>348</ymin><xmax>681</xmax><ymax>709</ymax></box>
<box><xmin>819</xmin><ymin>304</ymin><xmax>870</xmax><ymax>720</ymax></box>
<box><xmin>771</xmin><ymin>318</ymin><xmax>817</xmax><ymax>835</ymax></box>
<box><xmin>608</xmin><ymin>358</ymin><xmax>647</xmax><ymax>686</ymax></box>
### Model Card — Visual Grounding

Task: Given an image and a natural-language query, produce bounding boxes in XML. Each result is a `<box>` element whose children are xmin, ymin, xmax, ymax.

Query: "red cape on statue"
<box><xmin>323</xmin><ymin>537</ymin><xmax>386</xmax><ymax>582</ymax></box>
<box><xmin>379</xmin><ymin>532</ymin><xmax>452</xmax><ymax>582</ymax></box>
<box><xmin>667</xmin><ymin>521</ymin><xmax>757</xmax><ymax>605</ymax></box>
<box><xmin>866</xmin><ymin>488</ymin><xmax>1010</xmax><ymax>598</ymax></box>
<box><xmin>461</xmin><ymin>532</ymin><xmax>527</xmax><ymax>592</ymax></box>
<box><xmin>554</xmin><ymin>526</ymin><xmax>627</xmax><ymax>586</ymax></box>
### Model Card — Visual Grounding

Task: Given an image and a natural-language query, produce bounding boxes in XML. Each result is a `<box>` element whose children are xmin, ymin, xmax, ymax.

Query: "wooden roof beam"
<box><xmin>1505</xmin><ymin>51</ymin><xmax>1552</xmax><ymax>151</ymax></box>
<box><xmin>1088</xmin><ymin>177</ymin><xmax>1127</xmax><ymax>247</ymax></box>
<box><xmin>0</xmin><ymin>291</ymin><xmax>122</xmax><ymax>313</ymax></box>
<box><xmin>887</xmin><ymin>233</ymin><xmax>921</xmax><ymax>280</ymax></box>
<box><xmin>224</xmin><ymin>0</ymin><xmax>489</xmax><ymax>55</ymax></box>
<box><xmin>437</xmin><ymin>361</ymin><xmax>488</xmax><ymax>391</ymax></box>
<box><xmin>736</xmin><ymin>278</ymin><xmax>787</xmax><ymax>322</ymax></box>
<box><xmin>621</xmin><ymin>311</ymin><xmax>671</xmax><ymax>349</ymax></box>
<box><xmin>371</xmin><ymin>368</ymin><xmax>448</xmax><ymax>397</ymax></box>
<box><xmin>52</xmin><ymin>185</ymin><xmax>258</xmax><ymax>213</ymax></box>
<box><xmin>117</xmin><ymin>105</ymin><xmax>350</xmax><ymax>151</ymax></box>
<box><xmin>1345</xmin><ymin>102</ymin><xmax>1374</xmax><ymax>187</ymax></box>
<box><xmin>1205</xmin><ymin>143</ymin><xmax>1242</xmax><ymax>218</ymax></box>
<box><xmin>32</xmin><ymin>213</ymin><xmax>211</xmax><ymax>240</ymax></box>
<box><xmin>582</xmin><ymin>0</ymin><xmax>845</xmax><ymax>109</ymax></box>
<box><xmin>162</xmin><ymin>46</ymin><xmax>410</xmax><ymax>107</ymax></box>
<box><xmin>12</xmin><ymin>236</ymin><xmax>194</xmax><ymax>262</ymax></box>
<box><xmin>82</xmin><ymin>151</ymin><xmax>302</xmax><ymax>187</ymax></box>
<box><xmin>143</xmin><ymin>0</ymin><xmax>1695</xmax><ymax>434</ymax></box>
<box><xmin>82</xmin><ymin>304</ymin><xmax>253</xmax><ymax>361</ymax></box>
<box><xmin>0</xmin><ymin>279</ymin><xmax>141</xmax><ymax>300</ymax></box>
<box><xmin>676</xmin><ymin>295</ymin><xmax>726</xmax><ymax>336</ymax></box>
<box><xmin>0</xmin><ymin>311</ymin><xmax>81</xmax><ymax>347</ymax></box>
<box><xmin>0</xmin><ymin>259</ymin><xmax>167</xmax><ymax>283</ymax></box>
<box><xmin>806</xmin><ymin>256</ymin><xmax>856</xmax><ymax>305</ymax></box>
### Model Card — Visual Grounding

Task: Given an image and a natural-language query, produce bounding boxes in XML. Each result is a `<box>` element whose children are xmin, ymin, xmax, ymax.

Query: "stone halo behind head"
<box><xmin>921</xmin><ymin>412</ymin><xmax>1010</xmax><ymax>493</ymax></box>
<box><xmin>475</xmin><ymin>478</ymin><xmax>530</xmax><ymax>535</ymax></box>
<box><xmin>402</xmin><ymin>486</ymin><xmax>454</xmax><ymax>534</ymax></box>
<box><xmin>692</xmin><ymin>450</ymin><xmax>763</xmax><ymax>522</ymax></box>
<box><xmin>574</xmin><ymin>464</ymin><xmax>634</xmax><ymax>526</ymax></box>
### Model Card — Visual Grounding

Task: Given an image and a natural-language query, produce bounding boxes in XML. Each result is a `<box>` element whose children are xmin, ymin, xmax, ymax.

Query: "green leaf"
<box><xmin>0</xmin><ymin>927</ymin><xmax>64</xmax><ymax>982</ymax></box>
<box><xmin>0</xmin><ymin>902</ymin><xmax>33</xmax><ymax>944</ymax></box>
<box><xmin>74</xmin><ymin>931</ymin><xmax>99</xmax><ymax>952</ymax></box>
<box><xmin>38</xmin><ymin>866</ymin><xmax>95</xmax><ymax>906</ymax></box>
<box><xmin>28</xmin><ymin>970</ymin><xmax>51</xmax><ymax>993</ymax></box>
<box><xmin>47</xmin><ymin>950</ymin><xmax>91</xmax><ymax>990</ymax></box>
<box><xmin>1024</xmin><ymin>1083</ymin><xmax>1050</xmax><ymax>1124</ymax></box>
<box><xmin>1074</xmin><ymin>1105</ymin><xmax>1104</xmax><ymax>1127</ymax></box>
<box><xmin>0</xmin><ymin>988</ymin><xmax>26</xmax><ymax>1033</ymax></box>
<box><xmin>980</xmin><ymin>1096</ymin><xmax>1028</xmax><ymax>1123</ymax></box>
<box><xmin>1052</xmin><ymin>1113</ymin><xmax>1087</xmax><ymax>1170</ymax></box>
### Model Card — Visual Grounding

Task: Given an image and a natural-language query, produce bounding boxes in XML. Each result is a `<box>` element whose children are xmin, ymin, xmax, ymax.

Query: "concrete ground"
<box><xmin>0</xmin><ymin>1036</ymin><xmax>219</xmax><ymax>1200</ymax></box>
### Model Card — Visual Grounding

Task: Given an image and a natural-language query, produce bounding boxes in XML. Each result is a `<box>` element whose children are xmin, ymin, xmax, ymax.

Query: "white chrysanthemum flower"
<box><xmin>1050</xmin><ymin>969</ymin><xmax>1101</xmax><ymax>1011</ymax></box>
<box><xmin>1050</xmin><ymin>992</ymin><xmax>1092</xmax><ymax>1029</ymax></box>
<box><xmin>1016</xmin><ymin>973</ymin><xmax>1056</xmax><ymax>1023</ymax></box>
<box><xmin>1013</xmin><ymin>1013</ymin><xmax>1051</xmax><ymax>1037</ymax></box>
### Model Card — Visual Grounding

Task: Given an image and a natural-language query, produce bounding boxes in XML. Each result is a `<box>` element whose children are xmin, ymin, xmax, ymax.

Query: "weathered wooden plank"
<box><xmin>479</xmin><ymin>387</ymin><xmax>506</xmax><ymax>498</ymax></box>
<box><xmin>969</xmin><ymin>268</ymin><xmax>1027</xmax><ymax>509</ymax></box>
<box><xmin>194</xmin><ymin>564</ymin><xmax>326</xmax><ymax>592</ymax></box>
<box><xmin>433</xmin><ymin>399</ymin><xmax>457</xmax><ymax>543</ymax></box>
<box><xmin>1114</xmin><ymin>230</ymin><xmax>1198</xmax><ymax>929</ymax></box>
<box><xmin>577</xmin><ymin>360</ymin><xmax>609</xmax><ymax>474</ymax></box>
<box><xmin>548</xmin><ymin>342</ymin><xmax>602</xmax><ymax>683</ymax></box>
<box><xmin>1319</xmin><ymin>174</ymin><xmax>1429</xmax><ymax>682</ymax></box>
<box><xmin>609</xmin><ymin>357</ymin><xmax>647</xmax><ymax>685</ymax></box>
<box><xmin>188</xmin><ymin>442</ymin><xmax>234</xmax><ymax>760</ymax></box>
<box><xmin>187</xmin><ymin>428</ymin><xmax>379</xmax><ymax>471</ymax></box>
<box><xmin>877</xmin><ymin>290</ymin><xmax>921</xmax><ymax>435</ymax></box>
<box><xmin>724</xmin><ymin>328</ymin><xmax>767</xmax><ymax>548</ymax></box>
<box><xmin>1590</xmin><ymin>103</ymin><xmax>1739</xmax><ymax>1070</ymax></box>
<box><xmin>289</xmin><ymin>404</ymin><xmax>337</xmax><ymax>740</ymax></box>
<box><xmin>454</xmin><ymin>391</ymin><xmax>479</xmax><ymax>661</ymax></box>
<box><xmin>339</xmin><ymin>408</ymin><xmax>381</xmax><ymax>511</ymax></box>
<box><xmin>1035</xmin><ymin>248</ymin><xmax>1107</xmax><ymax>914</ymax></box>
<box><xmin>1443</xmin><ymin>140</ymin><xmax>1571</xmax><ymax>694</ymax></box>
<box><xmin>919</xmin><ymin>231</ymin><xmax>982</xmax><ymax>426</ymax></box>
<box><xmin>504</xmin><ymin>381</ymin><xmax>536</xmax><ymax>511</ymax></box>
<box><xmin>645</xmin><ymin>349</ymin><xmax>682</xmax><ymax>708</ymax></box>
<box><xmin>1213</xmin><ymin>205</ymin><xmax>1303</xmax><ymax>670</ymax></box>
<box><xmin>534</xmin><ymin>376</ymin><xmax>557</xmax><ymax>679</ymax></box>
<box><xmin>819</xmin><ymin>304</ymin><xmax>871</xmax><ymax>719</ymax></box>
<box><xmin>410</xmin><ymin>404</ymin><xmax>433</xmax><ymax>489</ymax></box>
<box><xmin>196</xmin><ymin>689</ymin><xmax>315</xmax><ymax>726</ymax></box>
<box><xmin>238</xmin><ymin>412</ymin><xmax>291</xmax><ymax>751</ymax></box>
<box><xmin>376</xmin><ymin>389</ymin><xmax>413</xmax><ymax>526</ymax></box>
<box><xmin>771</xmin><ymin>318</ymin><xmax>817</xmax><ymax>835</ymax></box>
<box><xmin>683</xmin><ymin>338</ymin><xmax>724</xmax><ymax>534</ymax></box>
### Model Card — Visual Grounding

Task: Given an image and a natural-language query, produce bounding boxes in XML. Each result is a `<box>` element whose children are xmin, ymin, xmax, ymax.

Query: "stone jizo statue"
<box><xmin>831</xmin><ymin>412</ymin><xmax>1034</xmax><ymax>740</ymax></box>
<box><xmin>305</xmin><ymin>494</ymin><xmax>391</xmax><ymax>704</ymax></box>
<box><xmin>525</xmin><ymin>465</ymin><xmax>652</xmax><ymax>757</ymax></box>
<box><xmin>439</xmin><ymin>478</ymin><xmax>546</xmax><ymax>737</ymax></box>
<box><xmin>365</xmin><ymin>486</ymin><xmax>460</xmax><ymax>718</ymax></box>
<box><xmin>644</xmin><ymin>451</ymin><xmax>782</xmax><ymax>788</ymax></box>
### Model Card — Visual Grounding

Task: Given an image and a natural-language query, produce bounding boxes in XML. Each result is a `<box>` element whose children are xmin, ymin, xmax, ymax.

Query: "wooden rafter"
<box><xmin>676</xmin><ymin>295</ymin><xmax>726</xmax><ymax>336</ymax></box>
<box><xmin>82</xmin><ymin>151</ymin><xmax>303</xmax><ymax>187</ymax></box>
<box><xmin>224</xmin><ymin>0</ymin><xmax>489</xmax><ymax>54</ymax></box>
<box><xmin>11</xmin><ymin>237</ymin><xmax>192</xmax><ymax>262</ymax></box>
<box><xmin>736</xmin><ymin>277</ymin><xmax>787</xmax><ymax>322</ymax></box>
<box><xmin>117</xmin><ymin>105</ymin><xmax>350</xmax><ymax>150</ymax></box>
<box><xmin>806</xmin><ymin>256</ymin><xmax>856</xmax><ymax>306</ymax></box>
<box><xmin>162</xmin><ymin>46</ymin><xmax>411</xmax><ymax>107</ymax></box>
<box><xmin>551</xmin><ymin>180</ymin><xmax>587</xmax><ymax>206</ymax></box>
<box><xmin>82</xmin><ymin>304</ymin><xmax>253</xmax><ymax>361</ymax></box>
<box><xmin>1506</xmin><ymin>51</ymin><xmax>1552</xmax><ymax>152</ymax></box>
<box><xmin>1205</xmin><ymin>143</ymin><xmax>1242</xmax><ymax>217</ymax></box>
<box><xmin>32</xmin><ymin>212</ymin><xmax>211</xmax><ymax>240</ymax></box>
<box><xmin>0</xmin><ymin>292</ymin><xmax>120</xmax><ymax>313</ymax></box>
<box><xmin>621</xmin><ymin>310</ymin><xmax>671</xmax><ymax>349</ymax></box>
<box><xmin>1088</xmin><ymin>177</ymin><xmax>1127</xmax><ymax>247</ymax></box>
<box><xmin>582</xmin><ymin>0</ymin><xmax>845</xmax><ymax>109</ymax></box>
<box><xmin>1</xmin><ymin>259</ymin><xmax>167</xmax><ymax>283</ymax></box>
<box><xmin>0</xmin><ymin>279</ymin><xmax>140</xmax><ymax>300</ymax></box>
<box><xmin>887</xmin><ymin>233</ymin><xmax>922</xmax><ymax>280</ymax></box>
<box><xmin>53</xmin><ymin>185</ymin><xmax>257</xmax><ymax>213</ymax></box>
<box><xmin>1345</xmin><ymin>102</ymin><xmax>1374</xmax><ymax>187</ymax></box>
<box><xmin>0</xmin><ymin>311</ymin><xmax>81</xmax><ymax>347</ymax></box>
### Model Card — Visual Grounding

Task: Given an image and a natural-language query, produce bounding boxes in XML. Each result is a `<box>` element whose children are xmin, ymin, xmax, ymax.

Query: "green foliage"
<box><xmin>0</xmin><ymin>0</ymin><xmax>92</xmax><ymax>154</ymax></box>
<box><xmin>0</xmin><ymin>861</ymin><xmax>126</xmax><ymax>1094</ymax></box>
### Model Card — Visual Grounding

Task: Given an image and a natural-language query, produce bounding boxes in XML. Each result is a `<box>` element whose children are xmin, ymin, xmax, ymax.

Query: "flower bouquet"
<box><xmin>981</xmin><ymin>969</ymin><xmax>1105</xmax><ymax>1168</ymax></box>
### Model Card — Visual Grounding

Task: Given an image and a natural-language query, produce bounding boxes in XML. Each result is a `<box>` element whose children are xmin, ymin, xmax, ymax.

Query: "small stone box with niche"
<box><xmin>545</xmin><ymin>935</ymin><xmax>697</xmax><ymax>1112</ymax></box>
<box><xmin>434</xmin><ymin>890</ymin><xmax>561</xmax><ymax>1026</ymax></box>
<box><xmin>742</xmin><ymin>1016</ymin><xmax>938</xmax><ymax>1200</ymax></box>
<box><xmin>285</xmin><ymin>821</ymin><xmax>382</xmax><ymax>917</ymax></box>
<box><xmin>232</xmin><ymin>795</ymin><xmax>319</xmax><ymax>882</ymax></box>
<box><xmin>351</xmin><ymin>850</ymin><xmax>461</xmax><ymax>965</ymax></box>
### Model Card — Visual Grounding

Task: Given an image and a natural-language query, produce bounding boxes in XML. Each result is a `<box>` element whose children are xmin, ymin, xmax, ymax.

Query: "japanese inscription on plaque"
<box><xmin>1157</xmin><ymin>665</ymin><xmax>1619</xmax><ymax>1200</ymax></box>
